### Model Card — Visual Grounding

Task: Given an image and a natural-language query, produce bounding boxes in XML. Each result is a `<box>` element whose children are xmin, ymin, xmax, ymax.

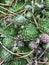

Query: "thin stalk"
<box><xmin>0</xmin><ymin>10</ymin><xmax>6</xmax><ymax>15</ymax></box>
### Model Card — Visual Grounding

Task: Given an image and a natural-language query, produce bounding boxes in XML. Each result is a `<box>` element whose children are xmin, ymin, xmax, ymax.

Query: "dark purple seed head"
<box><xmin>42</xmin><ymin>56</ymin><xmax>48</xmax><ymax>62</ymax></box>
<box><xmin>5</xmin><ymin>18</ymin><xmax>10</xmax><ymax>25</ymax></box>
<box><xmin>39</xmin><ymin>33</ymin><xmax>49</xmax><ymax>43</ymax></box>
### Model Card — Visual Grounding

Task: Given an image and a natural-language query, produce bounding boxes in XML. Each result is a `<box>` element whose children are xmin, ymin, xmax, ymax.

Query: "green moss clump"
<box><xmin>42</xmin><ymin>10</ymin><xmax>49</xmax><ymax>17</ymax></box>
<box><xmin>45</xmin><ymin>0</ymin><xmax>49</xmax><ymax>7</ymax></box>
<box><xmin>2</xmin><ymin>59</ymin><xmax>27</xmax><ymax>65</ymax></box>
<box><xmin>19</xmin><ymin>23</ymin><xmax>39</xmax><ymax>41</ymax></box>
<box><xmin>3</xmin><ymin>37</ymin><xmax>14</xmax><ymax>49</ymax></box>
<box><xmin>4</xmin><ymin>25</ymin><xmax>17</xmax><ymax>36</ymax></box>
<box><xmin>39</xmin><ymin>17</ymin><xmax>49</xmax><ymax>35</ymax></box>
<box><xmin>1</xmin><ymin>50</ymin><xmax>12</xmax><ymax>62</ymax></box>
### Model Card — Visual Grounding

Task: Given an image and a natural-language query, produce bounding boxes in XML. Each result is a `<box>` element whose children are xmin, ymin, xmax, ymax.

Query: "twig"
<box><xmin>9</xmin><ymin>0</ymin><xmax>14</xmax><ymax>6</ymax></box>
<box><xmin>34</xmin><ymin>58</ymin><xmax>38</xmax><ymax>65</ymax></box>
<box><xmin>0</xmin><ymin>0</ymin><xmax>14</xmax><ymax>6</ymax></box>
<box><xmin>0</xmin><ymin>41</ymin><xmax>21</xmax><ymax>56</ymax></box>
<box><xmin>32</xmin><ymin>13</ymin><xmax>39</xmax><ymax>29</ymax></box>
<box><xmin>32</xmin><ymin>13</ymin><xmax>43</xmax><ymax>33</ymax></box>
<box><xmin>25</xmin><ymin>57</ymin><xmax>31</xmax><ymax>63</ymax></box>
<box><xmin>0</xmin><ymin>60</ymin><xmax>4</xmax><ymax>65</ymax></box>
<box><xmin>13</xmin><ymin>0</ymin><xmax>18</xmax><ymax>8</ymax></box>
<box><xmin>0</xmin><ymin>3</ymin><xmax>9</xmax><ymax>6</ymax></box>
<box><xmin>0</xmin><ymin>10</ymin><xmax>6</xmax><ymax>15</ymax></box>
<box><xmin>0</xmin><ymin>6</ymin><xmax>14</xmax><ymax>14</ymax></box>
<box><xmin>3</xmin><ymin>22</ymin><xmax>13</xmax><ymax>30</ymax></box>
<box><xmin>39</xmin><ymin>61</ymin><xmax>49</xmax><ymax>64</ymax></box>
<box><xmin>19</xmin><ymin>49</ymin><xmax>34</xmax><ymax>58</ymax></box>
<box><xmin>38</xmin><ymin>48</ymin><xmax>47</xmax><ymax>59</ymax></box>
<box><xmin>0</xmin><ymin>41</ymin><xmax>34</xmax><ymax>56</ymax></box>
<box><xmin>14</xmin><ymin>2</ymin><xmax>26</xmax><ymax>12</ymax></box>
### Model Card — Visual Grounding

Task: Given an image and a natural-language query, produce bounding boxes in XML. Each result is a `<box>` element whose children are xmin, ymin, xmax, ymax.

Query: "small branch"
<box><xmin>39</xmin><ymin>61</ymin><xmax>49</xmax><ymax>64</ymax></box>
<box><xmin>0</xmin><ymin>0</ymin><xmax>14</xmax><ymax>6</ymax></box>
<box><xmin>0</xmin><ymin>60</ymin><xmax>4</xmax><ymax>65</ymax></box>
<box><xmin>14</xmin><ymin>2</ymin><xmax>26</xmax><ymax>12</ymax></box>
<box><xmin>0</xmin><ymin>41</ymin><xmax>34</xmax><ymax>57</ymax></box>
<box><xmin>0</xmin><ymin>41</ymin><xmax>21</xmax><ymax>56</ymax></box>
<box><xmin>0</xmin><ymin>3</ymin><xmax>9</xmax><ymax>6</ymax></box>
<box><xmin>9</xmin><ymin>0</ymin><xmax>14</xmax><ymax>6</ymax></box>
<box><xmin>38</xmin><ymin>48</ymin><xmax>47</xmax><ymax>59</ymax></box>
<box><xmin>0</xmin><ymin>10</ymin><xmax>6</xmax><ymax>15</ymax></box>
<box><xmin>35</xmin><ymin>2</ymin><xmax>44</xmax><ymax>8</ymax></box>
<box><xmin>32</xmin><ymin>13</ymin><xmax>39</xmax><ymax>29</ymax></box>
<box><xmin>32</xmin><ymin>13</ymin><xmax>42</xmax><ymax>33</ymax></box>
<box><xmin>3</xmin><ymin>22</ymin><xmax>13</xmax><ymax>30</ymax></box>
<box><xmin>19</xmin><ymin>49</ymin><xmax>34</xmax><ymax>58</ymax></box>
<box><xmin>0</xmin><ymin>6</ymin><xmax>14</xmax><ymax>14</ymax></box>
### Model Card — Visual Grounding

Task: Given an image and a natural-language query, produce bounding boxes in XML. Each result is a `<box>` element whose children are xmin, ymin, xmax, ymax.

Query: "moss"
<box><xmin>3</xmin><ymin>37</ymin><xmax>14</xmax><ymax>49</ymax></box>
<box><xmin>2</xmin><ymin>59</ymin><xmax>27</xmax><ymax>65</ymax></box>
<box><xmin>1</xmin><ymin>50</ymin><xmax>12</xmax><ymax>62</ymax></box>
<box><xmin>45</xmin><ymin>0</ymin><xmax>49</xmax><ymax>7</ymax></box>
<box><xmin>4</xmin><ymin>25</ymin><xmax>17</xmax><ymax>36</ymax></box>
<box><xmin>39</xmin><ymin>17</ymin><xmax>49</xmax><ymax>35</ymax></box>
<box><xmin>42</xmin><ymin>10</ymin><xmax>49</xmax><ymax>17</ymax></box>
<box><xmin>19</xmin><ymin>23</ymin><xmax>39</xmax><ymax>41</ymax></box>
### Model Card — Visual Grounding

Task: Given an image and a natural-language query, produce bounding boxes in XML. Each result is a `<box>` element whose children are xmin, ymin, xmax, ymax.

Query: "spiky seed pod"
<box><xmin>28</xmin><ymin>41</ymin><xmax>37</xmax><ymax>49</ymax></box>
<box><xmin>38</xmin><ymin>17</ymin><xmax>49</xmax><ymax>35</ymax></box>
<box><xmin>45</xmin><ymin>0</ymin><xmax>49</xmax><ymax>7</ymax></box>
<box><xmin>1</xmin><ymin>50</ymin><xmax>12</xmax><ymax>62</ymax></box>
<box><xmin>19</xmin><ymin>23</ymin><xmax>39</xmax><ymax>41</ymax></box>
<box><xmin>39</xmin><ymin>33</ymin><xmax>49</xmax><ymax>43</ymax></box>
<box><xmin>3</xmin><ymin>37</ymin><xmax>14</xmax><ymax>49</ymax></box>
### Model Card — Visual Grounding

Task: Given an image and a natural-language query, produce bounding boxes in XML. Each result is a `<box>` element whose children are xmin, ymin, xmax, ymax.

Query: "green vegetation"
<box><xmin>0</xmin><ymin>0</ymin><xmax>49</xmax><ymax>65</ymax></box>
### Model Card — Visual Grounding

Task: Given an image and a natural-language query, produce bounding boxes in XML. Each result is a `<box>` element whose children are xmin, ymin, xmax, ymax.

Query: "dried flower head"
<box><xmin>40</xmin><ymin>33</ymin><xmax>49</xmax><ymax>43</ymax></box>
<box><xmin>28</xmin><ymin>41</ymin><xmax>37</xmax><ymax>49</ymax></box>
